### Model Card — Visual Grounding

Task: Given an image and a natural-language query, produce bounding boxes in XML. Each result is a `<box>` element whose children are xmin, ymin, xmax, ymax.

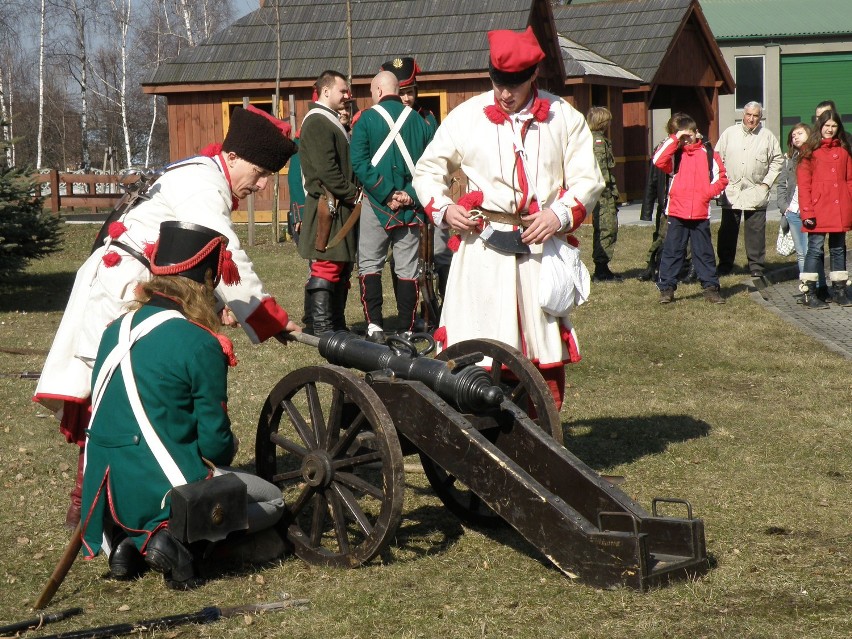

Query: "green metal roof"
<box><xmin>699</xmin><ymin>0</ymin><xmax>852</xmax><ymax>39</ymax></box>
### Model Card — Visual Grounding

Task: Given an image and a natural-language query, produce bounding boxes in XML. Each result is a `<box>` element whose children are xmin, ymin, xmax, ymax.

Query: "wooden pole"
<box><xmin>34</xmin><ymin>523</ymin><xmax>82</xmax><ymax>610</ymax></box>
<box><xmin>243</xmin><ymin>96</ymin><xmax>255</xmax><ymax>247</ymax></box>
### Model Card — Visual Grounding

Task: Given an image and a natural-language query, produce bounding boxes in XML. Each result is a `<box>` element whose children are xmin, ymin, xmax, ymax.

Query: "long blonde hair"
<box><xmin>130</xmin><ymin>273</ymin><xmax>220</xmax><ymax>331</ymax></box>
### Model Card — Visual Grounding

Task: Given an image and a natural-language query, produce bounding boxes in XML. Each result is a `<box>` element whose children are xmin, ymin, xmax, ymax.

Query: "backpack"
<box><xmin>673</xmin><ymin>141</ymin><xmax>714</xmax><ymax>181</ymax></box>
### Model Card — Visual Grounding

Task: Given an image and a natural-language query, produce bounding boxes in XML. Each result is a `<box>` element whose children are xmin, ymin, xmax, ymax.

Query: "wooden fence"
<box><xmin>35</xmin><ymin>170</ymin><xmax>123</xmax><ymax>214</ymax></box>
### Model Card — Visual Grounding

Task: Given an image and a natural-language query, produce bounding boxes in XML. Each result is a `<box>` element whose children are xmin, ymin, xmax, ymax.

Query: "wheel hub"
<box><xmin>302</xmin><ymin>451</ymin><xmax>334</xmax><ymax>488</ymax></box>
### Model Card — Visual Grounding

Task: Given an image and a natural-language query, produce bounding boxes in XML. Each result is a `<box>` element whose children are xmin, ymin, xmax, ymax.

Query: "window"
<box><xmin>735</xmin><ymin>56</ymin><xmax>764</xmax><ymax>110</ymax></box>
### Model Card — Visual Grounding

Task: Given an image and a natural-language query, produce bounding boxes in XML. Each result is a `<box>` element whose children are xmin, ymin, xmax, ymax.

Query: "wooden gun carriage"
<box><xmin>255</xmin><ymin>331</ymin><xmax>708</xmax><ymax>590</ymax></box>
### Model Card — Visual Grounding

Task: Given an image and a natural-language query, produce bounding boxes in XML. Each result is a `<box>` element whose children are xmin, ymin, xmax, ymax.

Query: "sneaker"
<box><xmin>703</xmin><ymin>285</ymin><xmax>725</xmax><ymax>304</ymax></box>
<box><xmin>659</xmin><ymin>288</ymin><xmax>675</xmax><ymax>304</ymax></box>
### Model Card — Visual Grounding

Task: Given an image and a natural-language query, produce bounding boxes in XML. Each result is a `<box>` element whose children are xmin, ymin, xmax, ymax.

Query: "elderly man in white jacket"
<box><xmin>715</xmin><ymin>101</ymin><xmax>783</xmax><ymax>277</ymax></box>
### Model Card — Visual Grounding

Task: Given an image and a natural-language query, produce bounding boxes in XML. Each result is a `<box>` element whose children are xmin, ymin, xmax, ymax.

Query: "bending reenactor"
<box><xmin>81</xmin><ymin>222</ymin><xmax>286</xmax><ymax>589</ymax></box>
<box><xmin>34</xmin><ymin>105</ymin><xmax>299</xmax><ymax>529</ymax></box>
<box><xmin>298</xmin><ymin>70</ymin><xmax>361</xmax><ymax>335</ymax></box>
<box><xmin>351</xmin><ymin>70</ymin><xmax>434</xmax><ymax>342</ymax></box>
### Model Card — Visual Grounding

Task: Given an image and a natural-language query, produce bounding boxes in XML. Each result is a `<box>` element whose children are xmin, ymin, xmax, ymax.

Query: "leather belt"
<box><xmin>470</xmin><ymin>208</ymin><xmax>531</xmax><ymax>228</ymax></box>
<box><xmin>111</xmin><ymin>240</ymin><xmax>151</xmax><ymax>269</ymax></box>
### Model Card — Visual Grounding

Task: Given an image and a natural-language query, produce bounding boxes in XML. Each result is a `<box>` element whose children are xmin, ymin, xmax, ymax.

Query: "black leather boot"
<box><xmin>109</xmin><ymin>530</ymin><xmax>146</xmax><ymax>580</ymax></box>
<box><xmin>359</xmin><ymin>274</ymin><xmax>384</xmax><ymax>335</ymax></box>
<box><xmin>801</xmin><ymin>277</ymin><xmax>829</xmax><ymax>310</ymax></box>
<box><xmin>395</xmin><ymin>278</ymin><xmax>419</xmax><ymax>333</ymax></box>
<box><xmin>301</xmin><ymin>288</ymin><xmax>314</xmax><ymax>336</ymax></box>
<box><xmin>331</xmin><ymin>281</ymin><xmax>350</xmax><ymax>331</ymax></box>
<box><xmin>307</xmin><ymin>277</ymin><xmax>335</xmax><ymax>335</ymax></box>
<box><xmin>65</xmin><ymin>447</ymin><xmax>84</xmax><ymax>530</ymax></box>
<box><xmin>637</xmin><ymin>259</ymin><xmax>656</xmax><ymax>282</ymax></box>
<box><xmin>145</xmin><ymin>529</ymin><xmax>198</xmax><ymax>589</ymax></box>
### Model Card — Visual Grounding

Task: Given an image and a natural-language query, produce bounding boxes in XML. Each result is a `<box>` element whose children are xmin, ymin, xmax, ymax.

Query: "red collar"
<box><xmin>199</xmin><ymin>143</ymin><xmax>238</xmax><ymax>211</ymax></box>
<box><xmin>484</xmin><ymin>89</ymin><xmax>550</xmax><ymax>124</ymax></box>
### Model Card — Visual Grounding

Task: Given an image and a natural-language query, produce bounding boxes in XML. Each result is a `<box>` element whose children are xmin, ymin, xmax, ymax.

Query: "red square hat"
<box><xmin>487</xmin><ymin>26</ymin><xmax>545</xmax><ymax>85</ymax></box>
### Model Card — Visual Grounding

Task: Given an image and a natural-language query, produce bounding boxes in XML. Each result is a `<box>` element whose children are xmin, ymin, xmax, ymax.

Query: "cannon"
<box><xmin>255</xmin><ymin>331</ymin><xmax>708</xmax><ymax>590</ymax></box>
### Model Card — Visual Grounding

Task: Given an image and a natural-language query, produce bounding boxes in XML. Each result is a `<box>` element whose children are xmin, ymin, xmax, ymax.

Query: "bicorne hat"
<box><xmin>381</xmin><ymin>57</ymin><xmax>421</xmax><ymax>88</ymax></box>
<box><xmin>150</xmin><ymin>221</ymin><xmax>240</xmax><ymax>287</ymax></box>
<box><xmin>222</xmin><ymin>105</ymin><xmax>297</xmax><ymax>173</ymax></box>
<box><xmin>487</xmin><ymin>27</ymin><xmax>545</xmax><ymax>86</ymax></box>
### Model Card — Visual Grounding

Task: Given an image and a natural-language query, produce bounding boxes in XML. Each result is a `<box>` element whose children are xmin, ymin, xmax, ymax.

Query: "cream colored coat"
<box><xmin>412</xmin><ymin>90</ymin><xmax>603</xmax><ymax>365</ymax></box>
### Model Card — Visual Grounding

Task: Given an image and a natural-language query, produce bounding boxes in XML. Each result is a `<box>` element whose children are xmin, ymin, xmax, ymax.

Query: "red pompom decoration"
<box><xmin>215</xmin><ymin>333</ymin><xmax>238</xmax><ymax>367</ymax></box>
<box><xmin>220</xmin><ymin>249</ymin><xmax>241</xmax><ymax>286</ymax></box>
<box><xmin>143</xmin><ymin>242</ymin><xmax>156</xmax><ymax>259</ymax></box>
<box><xmin>447</xmin><ymin>234</ymin><xmax>462</xmax><ymax>252</ymax></box>
<box><xmin>102</xmin><ymin>251</ymin><xmax>121</xmax><ymax>267</ymax></box>
<box><xmin>108</xmin><ymin>221</ymin><xmax>127</xmax><ymax>239</ymax></box>
<box><xmin>200</xmin><ymin>143</ymin><xmax>223</xmax><ymax>157</ymax></box>
<box><xmin>457</xmin><ymin>190</ymin><xmax>484</xmax><ymax>211</ymax></box>
<box><xmin>433</xmin><ymin>326</ymin><xmax>447</xmax><ymax>346</ymax></box>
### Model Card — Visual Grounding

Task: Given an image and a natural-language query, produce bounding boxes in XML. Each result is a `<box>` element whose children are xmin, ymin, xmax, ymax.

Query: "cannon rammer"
<box><xmin>255</xmin><ymin>331</ymin><xmax>708</xmax><ymax>590</ymax></box>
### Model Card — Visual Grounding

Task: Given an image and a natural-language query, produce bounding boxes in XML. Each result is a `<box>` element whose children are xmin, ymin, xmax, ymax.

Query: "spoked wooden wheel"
<box><xmin>419</xmin><ymin>338</ymin><xmax>563</xmax><ymax>527</ymax></box>
<box><xmin>255</xmin><ymin>365</ymin><xmax>404</xmax><ymax>567</ymax></box>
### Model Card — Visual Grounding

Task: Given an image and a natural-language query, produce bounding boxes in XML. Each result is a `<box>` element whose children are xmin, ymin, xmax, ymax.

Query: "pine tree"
<box><xmin>0</xmin><ymin>129</ymin><xmax>62</xmax><ymax>277</ymax></box>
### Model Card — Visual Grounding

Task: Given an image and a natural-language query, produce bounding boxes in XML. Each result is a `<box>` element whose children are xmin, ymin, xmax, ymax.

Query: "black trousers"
<box><xmin>716</xmin><ymin>208</ymin><xmax>766</xmax><ymax>273</ymax></box>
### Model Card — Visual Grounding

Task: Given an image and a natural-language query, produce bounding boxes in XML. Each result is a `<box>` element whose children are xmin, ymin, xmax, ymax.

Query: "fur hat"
<box><xmin>487</xmin><ymin>27</ymin><xmax>545</xmax><ymax>85</ymax></box>
<box><xmin>150</xmin><ymin>221</ymin><xmax>240</xmax><ymax>287</ymax></box>
<box><xmin>222</xmin><ymin>105</ymin><xmax>297</xmax><ymax>173</ymax></box>
<box><xmin>381</xmin><ymin>57</ymin><xmax>421</xmax><ymax>88</ymax></box>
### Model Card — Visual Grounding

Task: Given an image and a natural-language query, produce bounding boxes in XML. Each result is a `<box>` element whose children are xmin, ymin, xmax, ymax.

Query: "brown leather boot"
<box><xmin>65</xmin><ymin>447</ymin><xmax>84</xmax><ymax>530</ymax></box>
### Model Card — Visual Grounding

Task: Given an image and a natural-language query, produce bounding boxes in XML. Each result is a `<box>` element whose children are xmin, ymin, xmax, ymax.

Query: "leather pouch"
<box><xmin>169</xmin><ymin>473</ymin><xmax>248</xmax><ymax>544</ymax></box>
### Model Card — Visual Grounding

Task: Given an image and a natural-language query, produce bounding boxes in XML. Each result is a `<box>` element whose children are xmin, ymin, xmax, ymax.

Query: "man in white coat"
<box><xmin>35</xmin><ymin>105</ymin><xmax>300</xmax><ymax>528</ymax></box>
<box><xmin>413</xmin><ymin>26</ymin><xmax>604</xmax><ymax>410</ymax></box>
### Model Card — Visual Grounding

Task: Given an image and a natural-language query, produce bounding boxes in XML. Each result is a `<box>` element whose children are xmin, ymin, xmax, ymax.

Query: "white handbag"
<box><xmin>775</xmin><ymin>226</ymin><xmax>795</xmax><ymax>257</ymax></box>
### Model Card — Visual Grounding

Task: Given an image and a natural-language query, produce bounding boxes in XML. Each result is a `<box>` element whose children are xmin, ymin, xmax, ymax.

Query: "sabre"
<box><xmin>31</xmin><ymin>600</ymin><xmax>309</xmax><ymax>639</ymax></box>
<box><xmin>0</xmin><ymin>607</ymin><xmax>83</xmax><ymax>636</ymax></box>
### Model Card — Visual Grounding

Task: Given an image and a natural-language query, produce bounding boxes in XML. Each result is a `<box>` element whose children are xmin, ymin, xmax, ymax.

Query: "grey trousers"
<box><xmin>357</xmin><ymin>199</ymin><xmax>421</xmax><ymax>278</ymax></box>
<box><xmin>218</xmin><ymin>467</ymin><xmax>285</xmax><ymax>533</ymax></box>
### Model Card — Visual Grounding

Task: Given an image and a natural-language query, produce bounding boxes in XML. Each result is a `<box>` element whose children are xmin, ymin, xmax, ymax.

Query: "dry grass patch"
<box><xmin>0</xmin><ymin>221</ymin><xmax>850</xmax><ymax>638</ymax></box>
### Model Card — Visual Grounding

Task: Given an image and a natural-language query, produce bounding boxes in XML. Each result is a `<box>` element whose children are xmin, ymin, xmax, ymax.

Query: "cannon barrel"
<box><xmin>289</xmin><ymin>331</ymin><xmax>503</xmax><ymax>412</ymax></box>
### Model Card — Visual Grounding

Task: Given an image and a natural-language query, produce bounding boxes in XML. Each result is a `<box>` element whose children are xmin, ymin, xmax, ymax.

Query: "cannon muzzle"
<box><xmin>287</xmin><ymin>331</ymin><xmax>503</xmax><ymax>412</ymax></box>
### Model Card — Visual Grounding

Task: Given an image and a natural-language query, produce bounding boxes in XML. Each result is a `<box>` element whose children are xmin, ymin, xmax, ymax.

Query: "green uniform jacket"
<box><xmin>297</xmin><ymin>103</ymin><xmax>360</xmax><ymax>262</ymax></box>
<box><xmin>351</xmin><ymin>96</ymin><xmax>434</xmax><ymax>228</ymax></box>
<box><xmin>287</xmin><ymin>137</ymin><xmax>305</xmax><ymax>223</ymax></box>
<box><xmin>80</xmin><ymin>298</ymin><xmax>234</xmax><ymax>556</ymax></box>
<box><xmin>592</xmin><ymin>131</ymin><xmax>619</xmax><ymax>212</ymax></box>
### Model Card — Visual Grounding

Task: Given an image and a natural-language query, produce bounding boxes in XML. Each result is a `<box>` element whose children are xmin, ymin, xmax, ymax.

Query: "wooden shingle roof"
<box><xmin>559</xmin><ymin>36</ymin><xmax>643</xmax><ymax>85</ymax></box>
<box><xmin>145</xmin><ymin>0</ymin><xmax>537</xmax><ymax>87</ymax></box>
<box><xmin>553</xmin><ymin>0</ymin><xmax>697</xmax><ymax>84</ymax></box>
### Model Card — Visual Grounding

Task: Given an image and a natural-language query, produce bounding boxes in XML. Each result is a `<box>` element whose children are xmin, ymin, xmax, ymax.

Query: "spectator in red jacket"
<box><xmin>652</xmin><ymin>113</ymin><xmax>728</xmax><ymax>304</ymax></box>
<box><xmin>797</xmin><ymin>108</ymin><xmax>852</xmax><ymax>308</ymax></box>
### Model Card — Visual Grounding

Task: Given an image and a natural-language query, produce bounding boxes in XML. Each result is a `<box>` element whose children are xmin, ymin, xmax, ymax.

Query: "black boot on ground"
<box><xmin>109</xmin><ymin>530</ymin><xmax>147</xmax><ymax>580</ymax></box>
<box><xmin>145</xmin><ymin>529</ymin><xmax>200</xmax><ymax>589</ymax></box>
<box><xmin>395</xmin><ymin>277</ymin><xmax>419</xmax><ymax>334</ymax></box>
<box><xmin>307</xmin><ymin>277</ymin><xmax>335</xmax><ymax>335</ymax></box>
<box><xmin>637</xmin><ymin>259</ymin><xmax>656</xmax><ymax>282</ymax></box>
<box><xmin>829</xmin><ymin>272</ymin><xmax>852</xmax><ymax>307</ymax></box>
<box><xmin>592</xmin><ymin>263</ymin><xmax>622</xmax><ymax>282</ymax></box>
<box><xmin>359</xmin><ymin>274</ymin><xmax>385</xmax><ymax>342</ymax></box>
<box><xmin>801</xmin><ymin>276</ymin><xmax>829</xmax><ymax>310</ymax></box>
<box><xmin>331</xmin><ymin>280</ymin><xmax>351</xmax><ymax>331</ymax></box>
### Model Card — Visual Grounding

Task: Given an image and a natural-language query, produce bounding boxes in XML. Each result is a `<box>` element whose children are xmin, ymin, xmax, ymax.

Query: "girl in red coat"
<box><xmin>797</xmin><ymin>108</ymin><xmax>852</xmax><ymax>308</ymax></box>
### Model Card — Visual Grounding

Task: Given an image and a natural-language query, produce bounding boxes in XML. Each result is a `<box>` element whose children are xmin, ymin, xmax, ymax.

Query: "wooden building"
<box><xmin>142</xmin><ymin>0</ymin><xmax>733</xmax><ymax>210</ymax></box>
<box><xmin>554</xmin><ymin>0</ymin><xmax>735</xmax><ymax>198</ymax></box>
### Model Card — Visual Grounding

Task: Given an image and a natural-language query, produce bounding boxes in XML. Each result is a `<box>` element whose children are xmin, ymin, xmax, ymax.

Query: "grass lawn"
<box><xmin>0</xmin><ymin>220</ymin><xmax>849</xmax><ymax>638</ymax></box>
